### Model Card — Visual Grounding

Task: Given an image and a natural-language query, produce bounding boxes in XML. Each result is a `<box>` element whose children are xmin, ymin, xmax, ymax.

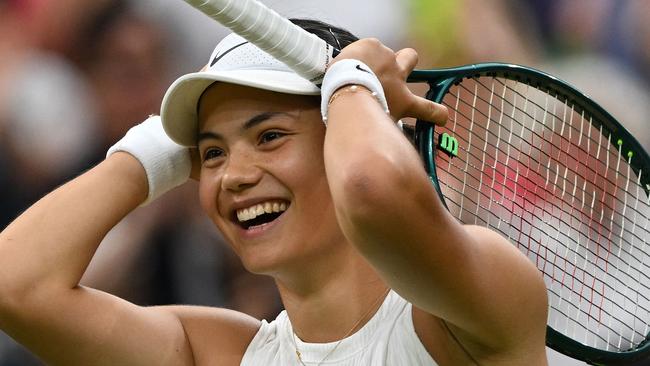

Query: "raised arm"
<box><xmin>0</xmin><ymin>150</ymin><xmax>196</xmax><ymax>365</ymax></box>
<box><xmin>322</xmin><ymin>39</ymin><xmax>548</xmax><ymax>362</ymax></box>
<box><xmin>0</xmin><ymin>117</ymin><xmax>256</xmax><ymax>365</ymax></box>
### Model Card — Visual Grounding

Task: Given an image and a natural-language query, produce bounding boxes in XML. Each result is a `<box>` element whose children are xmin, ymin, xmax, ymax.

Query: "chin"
<box><xmin>234</xmin><ymin>239</ymin><xmax>295</xmax><ymax>276</ymax></box>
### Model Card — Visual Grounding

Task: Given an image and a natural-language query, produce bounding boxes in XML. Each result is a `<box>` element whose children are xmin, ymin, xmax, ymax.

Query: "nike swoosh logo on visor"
<box><xmin>210</xmin><ymin>41</ymin><xmax>250</xmax><ymax>67</ymax></box>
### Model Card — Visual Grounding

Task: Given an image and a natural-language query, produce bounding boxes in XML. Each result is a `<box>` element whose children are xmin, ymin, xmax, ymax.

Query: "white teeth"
<box><xmin>236</xmin><ymin>201</ymin><xmax>288</xmax><ymax>223</ymax></box>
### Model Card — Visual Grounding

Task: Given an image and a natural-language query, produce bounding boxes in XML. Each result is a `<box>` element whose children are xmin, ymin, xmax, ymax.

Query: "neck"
<box><xmin>274</xmin><ymin>247</ymin><xmax>389</xmax><ymax>343</ymax></box>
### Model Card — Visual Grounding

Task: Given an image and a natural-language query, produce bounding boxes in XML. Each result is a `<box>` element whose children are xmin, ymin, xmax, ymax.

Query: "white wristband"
<box><xmin>107</xmin><ymin>115</ymin><xmax>191</xmax><ymax>205</ymax></box>
<box><xmin>320</xmin><ymin>59</ymin><xmax>389</xmax><ymax>124</ymax></box>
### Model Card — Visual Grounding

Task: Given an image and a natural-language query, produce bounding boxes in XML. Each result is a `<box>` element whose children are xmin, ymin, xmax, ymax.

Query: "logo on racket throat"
<box><xmin>437</xmin><ymin>133</ymin><xmax>458</xmax><ymax>158</ymax></box>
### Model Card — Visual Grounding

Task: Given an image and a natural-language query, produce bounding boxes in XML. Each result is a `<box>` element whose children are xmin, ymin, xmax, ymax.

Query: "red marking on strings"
<box><xmin>480</xmin><ymin>155</ymin><xmax>551</xmax><ymax>272</ymax></box>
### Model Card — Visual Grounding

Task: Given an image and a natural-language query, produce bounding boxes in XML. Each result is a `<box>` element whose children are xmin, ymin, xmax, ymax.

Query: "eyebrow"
<box><xmin>197</xmin><ymin>111</ymin><xmax>292</xmax><ymax>145</ymax></box>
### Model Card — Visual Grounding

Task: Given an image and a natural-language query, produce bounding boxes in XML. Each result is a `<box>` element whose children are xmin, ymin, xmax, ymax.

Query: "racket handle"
<box><xmin>183</xmin><ymin>0</ymin><xmax>337</xmax><ymax>83</ymax></box>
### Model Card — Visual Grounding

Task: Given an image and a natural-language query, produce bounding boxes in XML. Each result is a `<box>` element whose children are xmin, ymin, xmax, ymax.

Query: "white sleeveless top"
<box><xmin>240</xmin><ymin>291</ymin><xmax>438</xmax><ymax>365</ymax></box>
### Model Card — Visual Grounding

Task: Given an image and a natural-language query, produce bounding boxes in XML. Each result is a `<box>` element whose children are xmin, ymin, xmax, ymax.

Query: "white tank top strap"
<box><xmin>240</xmin><ymin>290</ymin><xmax>438</xmax><ymax>365</ymax></box>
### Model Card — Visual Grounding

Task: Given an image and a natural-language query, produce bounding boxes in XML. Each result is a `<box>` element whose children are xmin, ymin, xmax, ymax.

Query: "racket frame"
<box><xmin>408</xmin><ymin>62</ymin><xmax>650</xmax><ymax>365</ymax></box>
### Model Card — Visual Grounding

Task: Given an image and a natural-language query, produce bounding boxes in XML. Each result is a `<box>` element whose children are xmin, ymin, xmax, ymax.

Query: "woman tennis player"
<box><xmin>0</xmin><ymin>20</ymin><xmax>548</xmax><ymax>365</ymax></box>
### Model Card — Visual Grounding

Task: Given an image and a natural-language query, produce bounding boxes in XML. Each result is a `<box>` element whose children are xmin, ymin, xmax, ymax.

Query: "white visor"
<box><xmin>161</xmin><ymin>33</ymin><xmax>321</xmax><ymax>147</ymax></box>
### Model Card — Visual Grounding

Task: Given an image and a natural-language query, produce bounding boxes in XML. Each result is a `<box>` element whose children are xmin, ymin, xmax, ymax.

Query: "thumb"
<box><xmin>405</xmin><ymin>96</ymin><xmax>448</xmax><ymax>125</ymax></box>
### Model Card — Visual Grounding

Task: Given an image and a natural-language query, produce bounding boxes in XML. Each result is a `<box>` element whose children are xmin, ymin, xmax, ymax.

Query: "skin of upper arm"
<box><xmin>1</xmin><ymin>285</ymin><xmax>259</xmax><ymax>366</ymax></box>
<box><xmin>0</xmin><ymin>286</ymin><xmax>195</xmax><ymax>366</ymax></box>
<box><xmin>331</xmin><ymin>145</ymin><xmax>548</xmax><ymax>356</ymax></box>
<box><xmin>162</xmin><ymin>305</ymin><xmax>261</xmax><ymax>366</ymax></box>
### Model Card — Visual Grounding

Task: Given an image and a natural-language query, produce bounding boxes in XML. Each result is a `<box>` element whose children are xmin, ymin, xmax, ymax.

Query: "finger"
<box><xmin>405</xmin><ymin>96</ymin><xmax>448</xmax><ymax>125</ymax></box>
<box><xmin>395</xmin><ymin>48</ymin><xmax>419</xmax><ymax>78</ymax></box>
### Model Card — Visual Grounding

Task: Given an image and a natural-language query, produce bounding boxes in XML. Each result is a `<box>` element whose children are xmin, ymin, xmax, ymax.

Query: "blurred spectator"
<box><xmin>408</xmin><ymin>0</ymin><xmax>542</xmax><ymax>67</ymax></box>
<box><xmin>0</xmin><ymin>0</ymin><xmax>99</xmax><ymax>226</ymax></box>
<box><xmin>17</xmin><ymin>0</ymin><xmax>114</xmax><ymax>60</ymax></box>
<box><xmin>0</xmin><ymin>0</ymin><xmax>30</xmax><ymax>227</ymax></box>
<box><xmin>528</xmin><ymin>0</ymin><xmax>650</xmax><ymax>151</ymax></box>
<box><xmin>5</xmin><ymin>54</ymin><xmax>98</xmax><ymax>182</ymax></box>
<box><xmin>546</xmin><ymin>0</ymin><xmax>616</xmax><ymax>53</ymax></box>
<box><xmin>0</xmin><ymin>53</ymin><xmax>98</xmax><ymax>229</ymax></box>
<box><xmin>77</xmin><ymin>0</ymin><xmax>172</xmax><ymax>154</ymax></box>
<box><xmin>0</xmin><ymin>0</ymin><xmax>29</xmax><ymax>125</ymax></box>
<box><xmin>619</xmin><ymin>0</ymin><xmax>650</xmax><ymax>85</ymax></box>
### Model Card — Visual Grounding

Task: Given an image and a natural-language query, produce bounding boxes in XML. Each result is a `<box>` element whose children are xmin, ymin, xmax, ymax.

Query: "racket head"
<box><xmin>409</xmin><ymin>63</ymin><xmax>650</xmax><ymax>365</ymax></box>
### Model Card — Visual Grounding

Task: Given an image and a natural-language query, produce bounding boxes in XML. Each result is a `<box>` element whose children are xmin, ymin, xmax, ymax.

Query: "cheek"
<box><xmin>277</xmin><ymin>150</ymin><xmax>326</xmax><ymax>191</ymax></box>
<box><xmin>283</xmin><ymin>131</ymin><xmax>327</xmax><ymax>180</ymax></box>
<box><xmin>198</xmin><ymin>173</ymin><xmax>236</xmax><ymax>246</ymax></box>
<box><xmin>198</xmin><ymin>170</ymin><xmax>219</xmax><ymax>216</ymax></box>
<box><xmin>281</xmin><ymin>138</ymin><xmax>332</xmax><ymax>209</ymax></box>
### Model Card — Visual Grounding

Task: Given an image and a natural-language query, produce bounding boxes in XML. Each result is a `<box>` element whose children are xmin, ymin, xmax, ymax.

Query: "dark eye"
<box><xmin>203</xmin><ymin>148</ymin><xmax>224</xmax><ymax>161</ymax></box>
<box><xmin>259</xmin><ymin>131</ymin><xmax>285</xmax><ymax>144</ymax></box>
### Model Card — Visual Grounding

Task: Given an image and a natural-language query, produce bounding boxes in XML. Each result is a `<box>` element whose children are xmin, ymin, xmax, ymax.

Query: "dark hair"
<box><xmin>289</xmin><ymin>19</ymin><xmax>359</xmax><ymax>51</ymax></box>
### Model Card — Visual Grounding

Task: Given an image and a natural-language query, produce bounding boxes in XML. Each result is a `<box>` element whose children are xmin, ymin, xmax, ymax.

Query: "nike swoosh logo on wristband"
<box><xmin>356</xmin><ymin>64</ymin><xmax>371</xmax><ymax>74</ymax></box>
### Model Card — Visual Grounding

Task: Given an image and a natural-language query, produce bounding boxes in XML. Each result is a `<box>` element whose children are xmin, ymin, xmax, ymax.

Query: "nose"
<box><xmin>221</xmin><ymin>149</ymin><xmax>263</xmax><ymax>192</ymax></box>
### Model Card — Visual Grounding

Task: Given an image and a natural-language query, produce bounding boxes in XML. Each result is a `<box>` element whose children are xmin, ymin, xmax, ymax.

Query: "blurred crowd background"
<box><xmin>0</xmin><ymin>0</ymin><xmax>648</xmax><ymax>364</ymax></box>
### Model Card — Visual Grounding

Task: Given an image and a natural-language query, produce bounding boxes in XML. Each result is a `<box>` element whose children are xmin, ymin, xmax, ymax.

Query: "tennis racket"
<box><xmin>181</xmin><ymin>1</ymin><xmax>650</xmax><ymax>364</ymax></box>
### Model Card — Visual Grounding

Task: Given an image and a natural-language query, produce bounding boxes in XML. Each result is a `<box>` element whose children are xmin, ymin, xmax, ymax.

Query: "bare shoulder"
<box><xmin>159</xmin><ymin>305</ymin><xmax>261</xmax><ymax>366</ymax></box>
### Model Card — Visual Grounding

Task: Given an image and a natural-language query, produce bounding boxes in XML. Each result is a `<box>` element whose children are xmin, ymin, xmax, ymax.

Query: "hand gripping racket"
<box><xmin>182</xmin><ymin>1</ymin><xmax>650</xmax><ymax>364</ymax></box>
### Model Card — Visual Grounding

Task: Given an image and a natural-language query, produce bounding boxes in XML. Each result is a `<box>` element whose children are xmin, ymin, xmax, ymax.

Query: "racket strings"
<box><xmin>549</xmin><ymin>294</ymin><xmax>639</xmax><ymax>347</ymax></box>
<box><xmin>489</xmin><ymin>77</ymin><xmax>623</xmax><ymax>158</ymax></box>
<box><xmin>449</xmin><ymin>80</ymin><xmax>650</xmax><ymax>251</ymax></box>
<box><xmin>454</xmin><ymin>79</ymin><xmax>646</xmax><ymax>222</ymax></box>
<box><xmin>445</xmin><ymin>86</ymin><xmax>650</xmax><ymax>254</ymax></box>
<box><xmin>442</xmin><ymin>95</ymin><xmax>650</xmax><ymax>321</ymax></box>
<box><xmin>438</xmin><ymin>122</ymin><xmax>650</xmax><ymax>319</ymax></box>
<box><xmin>444</xmin><ymin>112</ymin><xmax>625</xmax><ymax>244</ymax></box>
<box><xmin>435</xmin><ymin>76</ymin><xmax>650</xmax><ymax>351</ymax></box>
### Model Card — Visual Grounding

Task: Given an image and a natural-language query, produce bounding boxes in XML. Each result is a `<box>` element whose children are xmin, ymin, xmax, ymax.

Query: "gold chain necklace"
<box><xmin>291</xmin><ymin>288</ymin><xmax>390</xmax><ymax>366</ymax></box>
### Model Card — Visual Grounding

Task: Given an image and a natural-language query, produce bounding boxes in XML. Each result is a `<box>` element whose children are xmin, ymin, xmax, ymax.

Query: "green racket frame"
<box><xmin>407</xmin><ymin>63</ymin><xmax>650</xmax><ymax>365</ymax></box>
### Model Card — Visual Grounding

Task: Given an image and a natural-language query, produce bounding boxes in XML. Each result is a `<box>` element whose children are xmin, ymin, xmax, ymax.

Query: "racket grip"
<box><xmin>183</xmin><ymin>0</ymin><xmax>336</xmax><ymax>83</ymax></box>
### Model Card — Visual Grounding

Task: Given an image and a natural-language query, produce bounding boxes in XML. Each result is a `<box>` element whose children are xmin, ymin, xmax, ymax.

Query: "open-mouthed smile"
<box><xmin>233</xmin><ymin>200</ymin><xmax>290</xmax><ymax>230</ymax></box>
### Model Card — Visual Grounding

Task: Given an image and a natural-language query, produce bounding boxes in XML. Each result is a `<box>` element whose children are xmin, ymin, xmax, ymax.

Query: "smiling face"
<box><xmin>197</xmin><ymin>83</ymin><xmax>346</xmax><ymax>275</ymax></box>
